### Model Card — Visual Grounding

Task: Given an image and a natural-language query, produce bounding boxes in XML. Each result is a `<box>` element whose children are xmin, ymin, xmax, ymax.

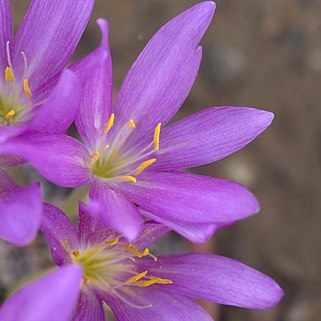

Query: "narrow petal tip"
<box><xmin>255</xmin><ymin>276</ymin><xmax>285</xmax><ymax>309</ymax></box>
<box><xmin>96</xmin><ymin>18</ymin><xmax>109</xmax><ymax>45</ymax></box>
<box><xmin>197</xmin><ymin>1</ymin><xmax>216</xmax><ymax>18</ymax></box>
<box><xmin>265</xmin><ymin>110</ymin><xmax>275</xmax><ymax>125</ymax></box>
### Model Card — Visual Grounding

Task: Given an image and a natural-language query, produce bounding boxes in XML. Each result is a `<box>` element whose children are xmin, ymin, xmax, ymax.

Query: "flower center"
<box><xmin>88</xmin><ymin>113</ymin><xmax>161</xmax><ymax>184</ymax></box>
<box><xmin>0</xmin><ymin>41</ymin><xmax>33</xmax><ymax>125</ymax></box>
<box><xmin>71</xmin><ymin>238</ymin><xmax>172</xmax><ymax>309</ymax></box>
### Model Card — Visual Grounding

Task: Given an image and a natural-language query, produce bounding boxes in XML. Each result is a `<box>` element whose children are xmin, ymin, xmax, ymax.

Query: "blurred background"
<box><xmin>1</xmin><ymin>0</ymin><xmax>321</xmax><ymax>320</ymax></box>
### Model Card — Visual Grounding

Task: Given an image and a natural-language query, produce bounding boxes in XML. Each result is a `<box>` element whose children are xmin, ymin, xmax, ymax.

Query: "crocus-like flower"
<box><xmin>0</xmin><ymin>202</ymin><xmax>283</xmax><ymax>321</ymax></box>
<box><xmin>0</xmin><ymin>264</ymin><xmax>83</xmax><ymax>321</ymax></box>
<box><xmin>0</xmin><ymin>0</ymin><xmax>95</xmax><ymax>166</ymax></box>
<box><xmin>0</xmin><ymin>2</ymin><xmax>274</xmax><ymax>242</ymax></box>
<box><xmin>0</xmin><ymin>170</ymin><xmax>42</xmax><ymax>245</ymax></box>
<box><xmin>0</xmin><ymin>0</ymin><xmax>94</xmax><ymax>242</ymax></box>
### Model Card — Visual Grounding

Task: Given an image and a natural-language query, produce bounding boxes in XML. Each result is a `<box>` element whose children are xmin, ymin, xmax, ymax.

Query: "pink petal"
<box><xmin>0</xmin><ymin>133</ymin><xmax>91</xmax><ymax>187</ymax></box>
<box><xmin>113</xmin><ymin>2</ymin><xmax>215</xmax><ymax>148</ymax></box>
<box><xmin>0</xmin><ymin>0</ymin><xmax>12</xmax><ymax>73</ymax></box>
<box><xmin>41</xmin><ymin>203</ymin><xmax>78</xmax><ymax>266</ymax></box>
<box><xmin>71</xmin><ymin>19</ymin><xmax>113</xmax><ymax>148</ymax></box>
<box><xmin>120</xmin><ymin>171</ymin><xmax>259</xmax><ymax>224</ymax></box>
<box><xmin>0</xmin><ymin>264</ymin><xmax>82</xmax><ymax>321</ymax></box>
<box><xmin>140</xmin><ymin>253</ymin><xmax>284</xmax><ymax>309</ymax></box>
<box><xmin>89</xmin><ymin>180</ymin><xmax>143</xmax><ymax>241</ymax></box>
<box><xmin>13</xmin><ymin>0</ymin><xmax>94</xmax><ymax>89</ymax></box>
<box><xmin>30</xmin><ymin>70</ymin><xmax>81</xmax><ymax>134</ymax></box>
<box><xmin>155</xmin><ymin>106</ymin><xmax>274</xmax><ymax>170</ymax></box>
<box><xmin>0</xmin><ymin>170</ymin><xmax>43</xmax><ymax>246</ymax></box>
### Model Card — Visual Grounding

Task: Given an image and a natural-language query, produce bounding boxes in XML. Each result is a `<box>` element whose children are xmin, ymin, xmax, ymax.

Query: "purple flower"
<box><xmin>0</xmin><ymin>0</ymin><xmax>95</xmax><ymax>166</ymax></box>
<box><xmin>0</xmin><ymin>169</ymin><xmax>42</xmax><ymax>245</ymax></box>
<box><xmin>0</xmin><ymin>2</ymin><xmax>274</xmax><ymax>242</ymax></box>
<box><xmin>0</xmin><ymin>264</ymin><xmax>83</xmax><ymax>321</ymax></box>
<box><xmin>0</xmin><ymin>0</ymin><xmax>94</xmax><ymax>243</ymax></box>
<box><xmin>0</xmin><ymin>203</ymin><xmax>283</xmax><ymax>321</ymax></box>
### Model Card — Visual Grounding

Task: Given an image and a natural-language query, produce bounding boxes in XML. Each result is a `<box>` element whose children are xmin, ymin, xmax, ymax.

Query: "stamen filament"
<box><xmin>148</xmin><ymin>253</ymin><xmax>158</xmax><ymax>262</ymax></box>
<box><xmin>5</xmin><ymin>66</ymin><xmax>14</xmax><ymax>82</ymax></box>
<box><xmin>104</xmin><ymin>113</ymin><xmax>115</xmax><ymax>133</ymax></box>
<box><xmin>153</xmin><ymin>123</ymin><xmax>161</xmax><ymax>150</ymax></box>
<box><xmin>21</xmin><ymin>51</ymin><xmax>29</xmax><ymax>79</ymax></box>
<box><xmin>6</xmin><ymin>41</ymin><xmax>13</xmax><ymax>70</ymax></box>
<box><xmin>134</xmin><ymin>158</ymin><xmax>156</xmax><ymax>176</ymax></box>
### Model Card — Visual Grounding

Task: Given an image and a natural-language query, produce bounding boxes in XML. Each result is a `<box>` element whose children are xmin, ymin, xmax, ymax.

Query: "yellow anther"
<box><xmin>141</xmin><ymin>248</ymin><xmax>150</xmax><ymax>256</ymax></box>
<box><xmin>149</xmin><ymin>276</ymin><xmax>173</xmax><ymax>285</ymax></box>
<box><xmin>60</xmin><ymin>239</ymin><xmax>71</xmax><ymax>253</ymax></box>
<box><xmin>125</xmin><ymin>271</ymin><xmax>148</xmax><ymax>285</ymax></box>
<box><xmin>104</xmin><ymin>113</ymin><xmax>115</xmax><ymax>133</ymax></box>
<box><xmin>72</xmin><ymin>251</ymin><xmax>80</xmax><ymax>258</ymax></box>
<box><xmin>153</xmin><ymin>123</ymin><xmax>161</xmax><ymax>150</ymax></box>
<box><xmin>119</xmin><ymin>176</ymin><xmax>137</xmax><ymax>183</ymax></box>
<box><xmin>134</xmin><ymin>279</ymin><xmax>159</xmax><ymax>288</ymax></box>
<box><xmin>105</xmin><ymin>144</ymin><xmax>110</xmax><ymax>149</ymax></box>
<box><xmin>129</xmin><ymin>119</ymin><xmax>136</xmax><ymax>128</ymax></box>
<box><xmin>83</xmin><ymin>274</ymin><xmax>91</xmax><ymax>284</ymax></box>
<box><xmin>5</xmin><ymin>66</ymin><xmax>14</xmax><ymax>82</ymax></box>
<box><xmin>104</xmin><ymin>238</ymin><xmax>119</xmax><ymax>247</ymax></box>
<box><xmin>23</xmin><ymin>79</ymin><xmax>32</xmax><ymax>98</ymax></box>
<box><xmin>135</xmin><ymin>276</ymin><xmax>172</xmax><ymax>287</ymax></box>
<box><xmin>5</xmin><ymin>109</ymin><xmax>16</xmax><ymax>122</ymax></box>
<box><xmin>121</xmin><ymin>243</ymin><xmax>149</xmax><ymax>258</ymax></box>
<box><xmin>89</xmin><ymin>150</ymin><xmax>100</xmax><ymax>165</ymax></box>
<box><xmin>134</xmin><ymin>158</ymin><xmax>156</xmax><ymax>176</ymax></box>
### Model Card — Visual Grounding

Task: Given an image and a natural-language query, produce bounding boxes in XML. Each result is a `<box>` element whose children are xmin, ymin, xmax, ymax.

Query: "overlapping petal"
<box><xmin>139</xmin><ymin>209</ymin><xmax>218</xmax><ymax>243</ymax></box>
<box><xmin>71</xmin><ymin>19</ymin><xmax>113</xmax><ymax>148</ymax></box>
<box><xmin>154</xmin><ymin>106</ymin><xmax>274</xmax><ymax>170</ymax></box>
<box><xmin>73</xmin><ymin>291</ymin><xmax>104</xmax><ymax>321</ymax></box>
<box><xmin>104</xmin><ymin>287</ymin><xmax>214</xmax><ymax>321</ymax></box>
<box><xmin>41</xmin><ymin>203</ymin><xmax>78</xmax><ymax>266</ymax></box>
<box><xmin>13</xmin><ymin>0</ymin><xmax>95</xmax><ymax>88</ymax></box>
<box><xmin>114</xmin><ymin>1</ymin><xmax>215</xmax><ymax>146</ymax></box>
<box><xmin>133</xmin><ymin>220</ymin><xmax>169</xmax><ymax>250</ymax></box>
<box><xmin>0</xmin><ymin>124</ymin><xmax>28</xmax><ymax>144</ymax></box>
<box><xmin>78</xmin><ymin>201</ymin><xmax>118</xmax><ymax>246</ymax></box>
<box><xmin>89</xmin><ymin>180</ymin><xmax>143</xmax><ymax>241</ymax></box>
<box><xmin>120</xmin><ymin>171</ymin><xmax>259</xmax><ymax>224</ymax></box>
<box><xmin>0</xmin><ymin>170</ymin><xmax>42</xmax><ymax>246</ymax></box>
<box><xmin>30</xmin><ymin>70</ymin><xmax>81</xmax><ymax>134</ymax></box>
<box><xmin>0</xmin><ymin>264</ymin><xmax>82</xmax><ymax>321</ymax></box>
<box><xmin>0</xmin><ymin>0</ymin><xmax>12</xmax><ymax>73</ymax></box>
<box><xmin>140</xmin><ymin>253</ymin><xmax>284</xmax><ymax>309</ymax></box>
<box><xmin>0</xmin><ymin>133</ymin><xmax>90</xmax><ymax>187</ymax></box>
